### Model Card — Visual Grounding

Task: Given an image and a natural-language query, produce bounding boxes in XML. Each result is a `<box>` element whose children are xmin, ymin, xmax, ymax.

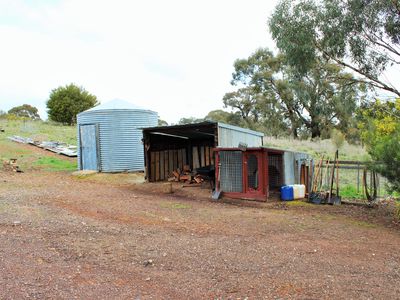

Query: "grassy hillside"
<box><xmin>0</xmin><ymin>119</ymin><xmax>370</xmax><ymax>161</ymax></box>
<box><xmin>0</xmin><ymin>119</ymin><xmax>371</xmax><ymax>161</ymax></box>
<box><xmin>0</xmin><ymin>119</ymin><xmax>77</xmax><ymax>145</ymax></box>
<box><xmin>0</xmin><ymin>119</ymin><xmax>77</xmax><ymax>171</ymax></box>
<box><xmin>0</xmin><ymin>119</ymin><xmax>371</xmax><ymax>183</ymax></box>
<box><xmin>263</xmin><ymin>136</ymin><xmax>369</xmax><ymax>161</ymax></box>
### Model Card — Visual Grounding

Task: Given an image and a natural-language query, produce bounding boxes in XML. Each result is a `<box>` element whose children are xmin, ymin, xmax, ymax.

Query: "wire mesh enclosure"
<box><xmin>219</xmin><ymin>151</ymin><xmax>243</xmax><ymax>193</ymax></box>
<box><xmin>214</xmin><ymin>147</ymin><xmax>311</xmax><ymax>201</ymax></box>
<box><xmin>247</xmin><ymin>154</ymin><xmax>259</xmax><ymax>190</ymax></box>
<box><xmin>268</xmin><ymin>153</ymin><xmax>283</xmax><ymax>190</ymax></box>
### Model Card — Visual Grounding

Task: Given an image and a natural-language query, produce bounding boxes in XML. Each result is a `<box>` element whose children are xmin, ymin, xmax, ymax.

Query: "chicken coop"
<box><xmin>214</xmin><ymin>147</ymin><xmax>312</xmax><ymax>201</ymax></box>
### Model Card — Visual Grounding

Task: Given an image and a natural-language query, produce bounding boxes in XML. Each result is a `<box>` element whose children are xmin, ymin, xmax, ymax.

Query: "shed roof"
<box><xmin>142</xmin><ymin>121</ymin><xmax>264</xmax><ymax>140</ymax></box>
<box><xmin>143</xmin><ymin>121</ymin><xmax>217</xmax><ymax>139</ymax></box>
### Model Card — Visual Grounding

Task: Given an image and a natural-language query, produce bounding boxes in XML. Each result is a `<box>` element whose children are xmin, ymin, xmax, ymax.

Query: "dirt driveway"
<box><xmin>0</xmin><ymin>166</ymin><xmax>400</xmax><ymax>299</ymax></box>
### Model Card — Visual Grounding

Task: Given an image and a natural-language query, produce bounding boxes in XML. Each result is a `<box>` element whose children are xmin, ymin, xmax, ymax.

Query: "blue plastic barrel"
<box><xmin>280</xmin><ymin>185</ymin><xmax>294</xmax><ymax>201</ymax></box>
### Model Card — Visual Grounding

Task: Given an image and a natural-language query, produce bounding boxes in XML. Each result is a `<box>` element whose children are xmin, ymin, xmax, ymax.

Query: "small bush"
<box><xmin>331</xmin><ymin>129</ymin><xmax>345</xmax><ymax>150</ymax></box>
<box><xmin>345</xmin><ymin>127</ymin><xmax>361</xmax><ymax>145</ymax></box>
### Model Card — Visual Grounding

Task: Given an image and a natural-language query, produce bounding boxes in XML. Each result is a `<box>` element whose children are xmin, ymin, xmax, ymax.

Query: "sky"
<box><xmin>0</xmin><ymin>0</ymin><xmax>280</xmax><ymax>123</ymax></box>
<box><xmin>1</xmin><ymin>1</ymin><xmax>398</xmax><ymax>124</ymax></box>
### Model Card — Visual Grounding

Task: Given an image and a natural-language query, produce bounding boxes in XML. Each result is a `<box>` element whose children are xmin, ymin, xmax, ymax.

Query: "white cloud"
<box><xmin>0</xmin><ymin>0</ymin><xmax>279</xmax><ymax>122</ymax></box>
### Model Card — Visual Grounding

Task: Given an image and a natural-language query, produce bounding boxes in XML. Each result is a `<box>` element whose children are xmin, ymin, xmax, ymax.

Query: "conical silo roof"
<box><xmin>84</xmin><ymin>99</ymin><xmax>154</xmax><ymax>113</ymax></box>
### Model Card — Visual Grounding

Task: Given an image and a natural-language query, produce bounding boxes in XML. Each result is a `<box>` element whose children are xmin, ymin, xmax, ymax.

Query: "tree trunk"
<box><xmin>287</xmin><ymin>109</ymin><xmax>299</xmax><ymax>139</ymax></box>
<box><xmin>292</xmin><ymin>126</ymin><xmax>298</xmax><ymax>138</ymax></box>
<box><xmin>310</xmin><ymin>121</ymin><xmax>321</xmax><ymax>138</ymax></box>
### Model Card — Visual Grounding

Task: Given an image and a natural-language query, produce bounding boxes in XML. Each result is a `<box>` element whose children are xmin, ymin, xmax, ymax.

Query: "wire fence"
<box><xmin>335</xmin><ymin>167</ymin><xmax>389</xmax><ymax>200</ymax></box>
<box><xmin>312</xmin><ymin>160</ymin><xmax>390</xmax><ymax>201</ymax></box>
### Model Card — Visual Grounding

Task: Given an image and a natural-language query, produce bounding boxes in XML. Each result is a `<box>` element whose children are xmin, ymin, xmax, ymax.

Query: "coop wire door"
<box><xmin>219</xmin><ymin>151</ymin><xmax>243</xmax><ymax>193</ymax></box>
<box><xmin>244</xmin><ymin>151</ymin><xmax>263</xmax><ymax>197</ymax></box>
<box><xmin>80</xmin><ymin>124</ymin><xmax>99</xmax><ymax>171</ymax></box>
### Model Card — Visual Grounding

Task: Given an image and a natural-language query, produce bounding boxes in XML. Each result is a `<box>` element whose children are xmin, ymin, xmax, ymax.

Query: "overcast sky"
<box><xmin>0</xmin><ymin>0</ymin><xmax>280</xmax><ymax>123</ymax></box>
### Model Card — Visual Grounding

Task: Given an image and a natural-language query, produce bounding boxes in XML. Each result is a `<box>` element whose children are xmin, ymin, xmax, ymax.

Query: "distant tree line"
<box><xmin>0</xmin><ymin>104</ymin><xmax>41</xmax><ymax>121</ymax></box>
<box><xmin>1</xmin><ymin>83</ymin><xmax>99</xmax><ymax>125</ymax></box>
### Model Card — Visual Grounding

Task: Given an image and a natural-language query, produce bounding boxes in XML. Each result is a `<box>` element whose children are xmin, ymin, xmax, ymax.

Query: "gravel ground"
<box><xmin>0</xmin><ymin>167</ymin><xmax>399</xmax><ymax>299</ymax></box>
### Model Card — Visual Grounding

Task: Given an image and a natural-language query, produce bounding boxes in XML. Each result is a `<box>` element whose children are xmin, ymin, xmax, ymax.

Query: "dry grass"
<box><xmin>0</xmin><ymin>119</ymin><xmax>76</xmax><ymax>145</ymax></box>
<box><xmin>263</xmin><ymin>136</ymin><xmax>369</xmax><ymax>161</ymax></box>
<box><xmin>1</xmin><ymin>119</ymin><xmax>369</xmax><ymax>162</ymax></box>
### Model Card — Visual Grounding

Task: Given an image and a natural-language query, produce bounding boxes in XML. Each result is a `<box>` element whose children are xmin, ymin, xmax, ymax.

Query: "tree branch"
<box><xmin>365</xmin><ymin>30</ymin><xmax>400</xmax><ymax>57</ymax></box>
<box><xmin>317</xmin><ymin>46</ymin><xmax>400</xmax><ymax>97</ymax></box>
<box><xmin>391</xmin><ymin>0</ymin><xmax>400</xmax><ymax>15</ymax></box>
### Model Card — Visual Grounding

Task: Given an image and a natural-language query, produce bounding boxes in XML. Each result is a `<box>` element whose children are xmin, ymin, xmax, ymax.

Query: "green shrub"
<box><xmin>331</xmin><ymin>129</ymin><xmax>345</xmax><ymax>150</ymax></box>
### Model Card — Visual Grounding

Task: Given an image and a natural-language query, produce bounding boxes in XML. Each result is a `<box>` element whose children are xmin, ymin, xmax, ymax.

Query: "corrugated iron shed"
<box><xmin>77</xmin><ymin>99</ymin><xmax>158</xmax><ymax>172</ymax></box>
<box><xmin>142</xmin><ymin>121</ymin><xmax>264</xmax><ymax>181</ymax></box>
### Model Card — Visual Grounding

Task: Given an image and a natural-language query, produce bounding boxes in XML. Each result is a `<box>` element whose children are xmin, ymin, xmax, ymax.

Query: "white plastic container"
<box><xmin>293</xmin><ymin>184</ymin><xmax>306</xmax><ymax>199</ymax></box>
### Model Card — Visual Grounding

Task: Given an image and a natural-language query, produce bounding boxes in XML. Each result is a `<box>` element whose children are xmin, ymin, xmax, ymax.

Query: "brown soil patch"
<box><xmin>1</xmin><ymin>160</ymin><xmax>399</xmax><ymax>299</ymax></box>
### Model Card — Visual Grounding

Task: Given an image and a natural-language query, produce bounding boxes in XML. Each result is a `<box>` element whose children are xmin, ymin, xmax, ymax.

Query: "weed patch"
<box><xmin>285</xmin><ymin>200</ymin><xmax>314</xmax><ymax>207</ymax></box>
<box><xmin>33</xmin><ymin>157</ymin><xmax>77</xmax><ymax>171</ymax></box>
<box><xmin>160</xmin><ymin>202</ymin><xmax>191</xmax><ymax>209</ymax></box>
<box><xmin>395</xmin><ymin>201</ymin><xmax>400</xmax><ymax>221</ymax></box>
<box><xmin>347</xmin><ymin>219</ymin><xmax>378</xmax><ymax>228</ymax></box>
<box><xmin>341</xmin><ymin>185</ymin><xmax>364</xmax><ymax>199</ymax></box>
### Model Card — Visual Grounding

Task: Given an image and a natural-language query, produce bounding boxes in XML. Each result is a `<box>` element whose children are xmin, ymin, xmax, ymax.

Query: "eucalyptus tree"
<box><xmin>269</xmin><ymin>0</ymin><xmax>400</xmax><ymax>97</ymax></box>
<box><xmin>224</xmin><ymin>48</ymin><xmax>364</xmax><ymax>138</ymax></box>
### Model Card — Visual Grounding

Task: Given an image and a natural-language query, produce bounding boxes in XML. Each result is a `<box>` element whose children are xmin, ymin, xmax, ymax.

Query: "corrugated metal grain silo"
<box><xmin>77</xmin><ymin>99</ymin><xmax>158</xmax><ymax>172</ymax></box>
